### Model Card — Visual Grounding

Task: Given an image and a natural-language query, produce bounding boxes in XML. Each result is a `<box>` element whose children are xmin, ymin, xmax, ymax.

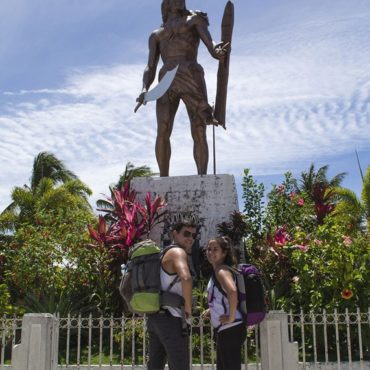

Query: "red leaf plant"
<box><xmin>88</xmin><ymin>182</ymin><xmax>167</xmax><ymax>264</ymax></box>
<box><xmin>312</xmin><ymin>184</ymin><xmax>336</xmax><ymax>224</ymax></box>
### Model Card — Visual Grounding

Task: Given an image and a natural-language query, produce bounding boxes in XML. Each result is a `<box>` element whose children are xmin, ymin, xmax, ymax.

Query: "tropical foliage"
<box><xmin>0</xmin><ymin>152</ymin><xmax>91</xmax><ymax>234</ymax></box>
<box><xmin>219</xmin><ymin>165</ymin><xmax>370</xmax><ymax>312</ymax></box>
<box><xmin>0</xmin><ymin>155</ymin><xmax>164</xmax><ymax>316</ymax></box>
<box><xmin>0</xmin><ymin>152</ymin><xmax>96</xmax><ymax>315</ymax></box>
<box><xmin>1</xmin><ymin>154</ymin><xmax>369</xmax><ymax>317</ymax></box>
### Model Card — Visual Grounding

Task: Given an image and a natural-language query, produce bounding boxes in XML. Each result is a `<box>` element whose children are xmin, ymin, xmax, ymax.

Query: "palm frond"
<box><xmin>116</xmin><ymin>162</ymin><xmax>157</xmax><ymax>189</ymax></box>
<box><xmin>34</xmin><ymin>178</ymin><xmax>54</xmax><ymax>198</ymax></box>
<box><xmin>316</xmin><ymin>165</ymin><xmax>329</xmax><ymax>183</ymax></box>
<box><xmin>361</xmin><ymin>166</ymin><xmax>370</xmax><ymax>216</ymax></box>
<box><xmin>328</xmin><ymin>172</ymin><xmax>347</xmax><ymax>188</ymax></box>
<box><xmin>62</xmin><ymin>179</ymin><xmax>92</xmax><ymax>208</ymax></box>
<box><xmin>332</xmin><ymin>187</ymin><xmax>365</xmax><ymax>223</ymax></box>
<box><xmin>300</xmin><ymin>163</ymin><xmax>346</xmax><ymax>196</ymax></box>
<box><xmin>36</xmin><ymin>187</ymin><xmax>76</xmax><ymax>211</ymax></box>
<box><xmin>31</xmin><ymin>151</ymin><xmax>77</xmax><ymax>191</ymax></box>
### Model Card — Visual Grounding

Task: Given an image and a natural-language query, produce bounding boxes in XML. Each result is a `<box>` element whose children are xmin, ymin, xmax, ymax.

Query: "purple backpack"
<box><xmin>234</xmin><ymin>264</ymin><xmax>267</xmax><ymax>326</ymax></box>
<box><xmin>212</xmin><ymin>263</ymin><xmax>268</xmax><ymax>326</ymax></box>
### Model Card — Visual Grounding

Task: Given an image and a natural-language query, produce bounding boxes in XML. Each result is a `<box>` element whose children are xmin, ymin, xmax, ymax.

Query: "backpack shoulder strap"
<box><xmin>212</xmin><ymin>265</ymin><xmax>238</xmax><ymax>295</ymax></box>
<box><xmin>210</xmin><ymin>275</ymin><xmax>228</xmax><ymax>323</ymax></box>
<box><xmin>211</xmin><ymin>271</ymin><xmax>225</xmax><ymax>296</ymax></box>
<box><xmin>160</xmin><ymin>244</ymin><xmax>182</xmax><ymax>291</ymax></box>
<box><xmin>160</xmin><ymin>244</ymin><xmax>181</xmax><ymax>261</ymax></box>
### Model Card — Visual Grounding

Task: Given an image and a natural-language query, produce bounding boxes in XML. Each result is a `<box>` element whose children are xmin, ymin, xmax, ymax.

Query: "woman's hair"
<box><xmin>208</xmin><ymin>236</ymin><xmax>237</xmax><ymax>267</ymax></box>
<box><xmin>161</xmin><ymin>0</ymin><xmax>191</xmax><ymax>23</ymax></box>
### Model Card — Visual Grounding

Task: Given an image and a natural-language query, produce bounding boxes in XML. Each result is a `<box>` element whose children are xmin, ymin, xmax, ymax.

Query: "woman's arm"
<box><xmin>216</xmin><ymin>267</ymin><xmax>238</xmax><ymax>324</ymax></box>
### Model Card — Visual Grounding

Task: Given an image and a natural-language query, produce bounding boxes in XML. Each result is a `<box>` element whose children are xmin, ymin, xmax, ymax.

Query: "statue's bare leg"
<box><xmin>189</xmin><ymin>117</ymin><xmax>208</xmax><ymax>175</ymax></box>
<box><xmin>156</xmin><ymin>93</ymin><xmax>180</xmax><ymax>177</ymax></box>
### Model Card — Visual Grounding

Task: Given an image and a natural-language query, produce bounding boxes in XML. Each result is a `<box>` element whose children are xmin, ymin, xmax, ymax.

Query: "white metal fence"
<box><xmin>288</xmin><ymin>308</ymin><xmax>370</xmax><ymax>369</ymax></box>
<box><xmin>55</xmin><ymin>315</ymin><xmax>260</xmax><ymax>368</ymax></box>
<box><xmin>1</xmin><ymin>308</ymin><xmax>369</xmax><ymax>369</ymax></box>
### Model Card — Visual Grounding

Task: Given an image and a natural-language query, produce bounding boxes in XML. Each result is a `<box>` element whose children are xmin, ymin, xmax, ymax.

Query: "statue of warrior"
<box><xmin>136</xmin><ymin>0</ymin><xmax>228</xmax><ymax>177</ymax></box>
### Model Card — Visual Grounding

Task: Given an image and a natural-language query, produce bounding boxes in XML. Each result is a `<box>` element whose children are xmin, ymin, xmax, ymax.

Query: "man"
<box><xmin>147</xmin><ymin>219</ymin><xmax>197</xmax><ymax>370</ymax></box>
<box><xmin>137</xmin><ymin>0</ymin><xmax>227</xmax><ymax>176</ymax></box>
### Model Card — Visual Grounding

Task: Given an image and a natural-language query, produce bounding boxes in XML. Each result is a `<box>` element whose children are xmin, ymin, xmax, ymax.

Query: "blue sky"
<box><xmin>1</xmin><ymin>0</ymin><xmax>370</xmax><ymax>211</ymax></box>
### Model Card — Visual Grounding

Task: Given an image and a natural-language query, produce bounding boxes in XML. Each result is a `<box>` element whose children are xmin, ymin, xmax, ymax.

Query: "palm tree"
<box><xmin>0</xmin><ymin>152</ymin><xmax>91</xmax><ymax>233</ymax></box>
<box><xmin>115</xmin><ymin>162</ymin><xmax>157</xmax><ymax>189</ymax></box>
<box><xmin>300</xmin><ymin>164</ymin><xmax>346</xmax><ymax>195</ymax></box>
<box><xmin>361</xmin><ymin>165</ymin><xmax>370</xmax><ymax>231</ymax></box>
<box><xmin>300</xmin><ymin>164</ymin><xmax>346</xmax><ymax>224</ymax></box>
<box><xmin>362</xmin><ymin>166</ymin><xmax>370</xmax><ymax>216</ymax></box>
<box><xmin>2</xmin><ymin>152</ymin><xmax>78</xmax><ymax>214</ymax></box>
<box><xmin>96</xmin><ymin>162</ymin><xmax>156</xmax><ymax>213</ymax></box>
<box><xmin>333</xmin><ymin>165</ymin><xmax>370</xmax><ymax>232</ymax></box>
<box><xmin>333</xmin><ymin>187</ymin><xmax>365</xmax><ymax>230</ymax></box>
<box><xmin>30</xmin><ymin>151</ymin><xmax>77</xmax><ymax>191</ymax></box>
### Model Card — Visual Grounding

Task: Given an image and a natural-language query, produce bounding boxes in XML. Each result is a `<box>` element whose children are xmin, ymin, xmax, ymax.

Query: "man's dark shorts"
<box><xmin>147</xmin><ymin>311</ymin><xmax>190</xmax><ymax>370</ymax></box>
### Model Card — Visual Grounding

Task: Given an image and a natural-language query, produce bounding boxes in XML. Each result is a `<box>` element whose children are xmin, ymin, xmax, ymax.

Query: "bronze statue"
<box><xmin>136</xmin><ymin>0</ymin><xmax>230</xmax><ymax>177</ymax></box>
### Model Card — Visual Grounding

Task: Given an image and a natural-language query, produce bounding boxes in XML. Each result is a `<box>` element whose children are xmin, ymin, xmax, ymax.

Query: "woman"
<box><xmin>203</xmin><ymin>237</ymin><xmax>246</xmax><ymax>370</ymax></box>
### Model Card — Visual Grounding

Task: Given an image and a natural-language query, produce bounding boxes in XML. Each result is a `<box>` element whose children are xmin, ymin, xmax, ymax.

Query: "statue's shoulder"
<box><xmin>149</xmin><ymin>27</ymin><xmax>164</xmax><ymax>41</ymax></box>
<box><xmin>188</xmin><ymin>10</ymin><xmax>210</xmax><ymax>27</ymax></box>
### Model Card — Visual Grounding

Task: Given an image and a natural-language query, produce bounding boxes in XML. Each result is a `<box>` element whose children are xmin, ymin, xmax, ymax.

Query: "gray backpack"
<box><xmin>119</xmin><ymin>239</ymin><xmax>184</xmax><ymax>314</ymax></box>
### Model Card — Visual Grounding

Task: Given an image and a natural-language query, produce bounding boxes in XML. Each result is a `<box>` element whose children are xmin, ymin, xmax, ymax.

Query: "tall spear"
<box><xmin>355</xmin><ymin>149</ymin><xmax>364</xmax><ymax>182</ymax></box>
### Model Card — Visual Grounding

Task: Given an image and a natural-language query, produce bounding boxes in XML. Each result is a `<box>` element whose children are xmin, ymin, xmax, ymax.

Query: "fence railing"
<box><xmin>56</xmin><ymin>315</ymin><xmax>261</xmax><ymax>368</ymax></box>
<box><xmin>288</xmin><ymin>308</ymin><xmax>370</xmax><ymax>369</ymax></box>
<box><xmin>0</xmin><ymin>309</ymin><xmax>369</xmax><ymax>369</ymax></box>
<box><xmin>0</xmin><ymin>316</ymin><xmax>22</xmax><ymax>368</ymax></box>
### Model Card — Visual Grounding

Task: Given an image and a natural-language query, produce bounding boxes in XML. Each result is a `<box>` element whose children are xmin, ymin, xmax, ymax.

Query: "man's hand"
<box><xmin>185</xmin><ymin>310</ymin><xmax>192</xmax><ymax>320</ymax></box>
<box><xmin>201</xmin><ymin>308</ymin><xmax>211</xmax><ymax>320</ymax></box>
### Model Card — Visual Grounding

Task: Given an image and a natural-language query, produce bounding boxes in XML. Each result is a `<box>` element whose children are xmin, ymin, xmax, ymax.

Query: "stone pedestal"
<box><xmin>132</xmin><ymin>174</ymin><xmax>239</xmax><ymax>248</ymax></box>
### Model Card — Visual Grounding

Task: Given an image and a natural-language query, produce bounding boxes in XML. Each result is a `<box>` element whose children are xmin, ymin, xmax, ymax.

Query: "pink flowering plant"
<box><xmin>287</xmin><ymin>219</ymin><xmax>369</xmax><ymax>311</ymax></box>
<box><xmin>221</xmin><ymin>166</ymin><xmax>370</xmax><ymax>312</ymax></box>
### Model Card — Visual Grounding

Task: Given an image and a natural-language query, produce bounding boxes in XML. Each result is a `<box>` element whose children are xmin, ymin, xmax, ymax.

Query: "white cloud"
<box><xmin>1</xmin><ymin>0</ymin><xmax>370</xmax><ymax>211</ymax></box>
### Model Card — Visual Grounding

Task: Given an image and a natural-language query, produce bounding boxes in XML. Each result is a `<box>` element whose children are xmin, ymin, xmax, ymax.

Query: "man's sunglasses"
<box><xmin>182</xmin><ymin>230</ymin><xmax>197</xmax><ymax>239</ymax></box>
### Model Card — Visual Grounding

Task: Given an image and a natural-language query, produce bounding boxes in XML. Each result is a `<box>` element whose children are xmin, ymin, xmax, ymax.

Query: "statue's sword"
<box><xmin>134</xmin><ymin>65</ymin><xmax>179</xmax><ymax>113</ymax></box>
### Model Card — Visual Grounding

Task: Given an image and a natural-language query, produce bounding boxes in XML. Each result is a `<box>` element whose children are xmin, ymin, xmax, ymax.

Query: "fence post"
<box><xmin>260</xmin><ymin>310</ymin><xmax>299</xmax><ymax>370</ymax></box>
<box><xmin>12</xmin><ymin>313</ymin><xmax>58</xmax><ymax>370</ymax></box>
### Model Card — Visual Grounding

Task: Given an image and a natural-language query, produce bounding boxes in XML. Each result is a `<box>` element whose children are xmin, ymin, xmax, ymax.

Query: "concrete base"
<box><xmin>131</xmin><ymin>174</ymin><xmax>239</xmax><ymax>248</ymax></box>
<box><xmin>260</xmin><ymin>311</ymin><xmax>299</xmax><ymax>370</ymax></box>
